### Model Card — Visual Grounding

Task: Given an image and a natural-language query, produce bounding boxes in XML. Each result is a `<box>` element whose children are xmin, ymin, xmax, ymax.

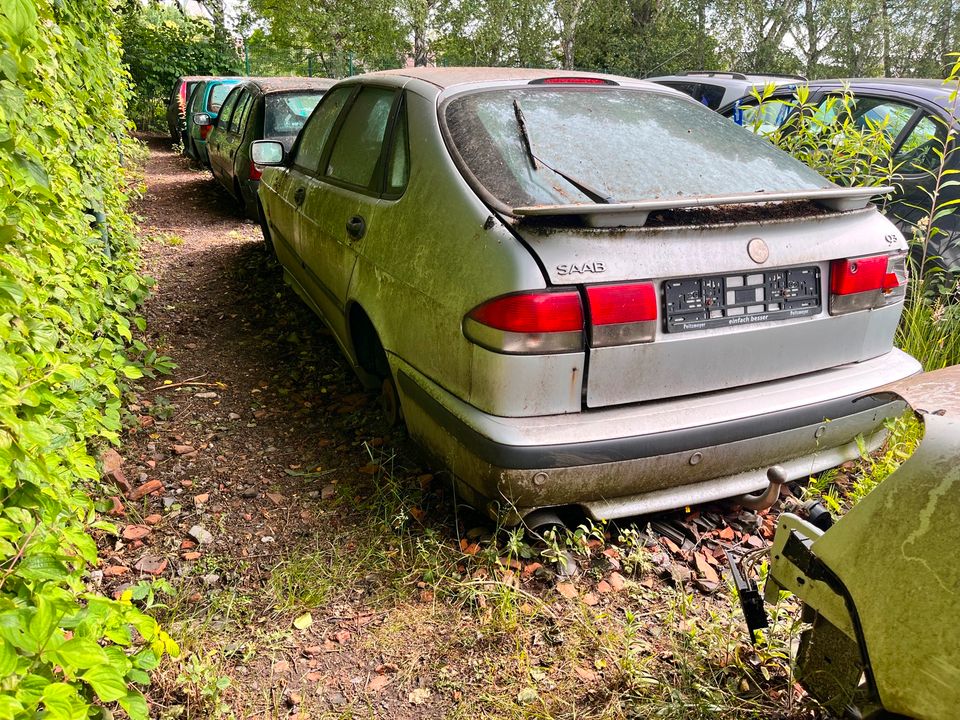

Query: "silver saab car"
<box><xmin>252</xmin><ymin>67</ymin><xmax>920</xmax><ymax>525</ymax></box>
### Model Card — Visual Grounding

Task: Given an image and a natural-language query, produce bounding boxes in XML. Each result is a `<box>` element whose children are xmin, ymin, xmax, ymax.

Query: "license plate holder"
<box><xmin>663</xmin><ymin>265</ymin><xmax>821</xmax><ymax>333</ymax></box>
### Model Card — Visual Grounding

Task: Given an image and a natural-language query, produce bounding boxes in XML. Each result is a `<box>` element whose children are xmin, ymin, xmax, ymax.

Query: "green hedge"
<box><xmin>0</xmin><ymin>1</ymin><xmax>176</xmax><ymax>717</ymax></box>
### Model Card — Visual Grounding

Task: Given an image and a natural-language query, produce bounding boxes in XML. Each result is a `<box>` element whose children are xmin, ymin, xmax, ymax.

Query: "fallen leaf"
<box><xmin>368</xmin><ymin>675</ymin><xmax>391</xmax><ymax>693</ymax></box>
<box><xmin>293</xmin><ymin>613</ymin><xmax>313</xmax><ymax>630</ymax></box>
<box><xmin>408</xmin><ymin>688</ymin><xmax>431</xmax><ymax>705</ymax></box>
<box><xmin>575</xmin><ymin>666</ymin><xmax>598</xmax><ymax>682</ymax></box>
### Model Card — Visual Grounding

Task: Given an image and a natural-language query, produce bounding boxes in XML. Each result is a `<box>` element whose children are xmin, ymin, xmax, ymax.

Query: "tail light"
<box><xmin>463</xmin><ymin>291</ymin><xmax>584</xmax><ymax>354</ymax></box>
<box><xmin>829</xmin><ymin>253</ymin><xmax>907</xmax><ymax>315</ymax></box>
<box><xmin>586</xmin><ymin>282</ymin><xmax>657</xmax><ymax>346</ymax></box>
<box><xmin>249</xmin><ymin>160</ymin><xmax>262</xmax><ymax>181</ymax></box>
<box><xmin>199</xmin><ymin>123</ymin><xmax>213</xmax><ymax>140</ymax></box>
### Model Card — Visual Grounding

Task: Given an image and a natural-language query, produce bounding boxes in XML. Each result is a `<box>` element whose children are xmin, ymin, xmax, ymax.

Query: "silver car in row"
<box><xmin>252</xmin><ymin>67</ymin><xmax>920</xmax><ymax>524</ymax></box>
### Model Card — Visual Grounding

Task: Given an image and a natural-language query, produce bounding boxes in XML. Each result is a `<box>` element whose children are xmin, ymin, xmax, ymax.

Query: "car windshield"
<box><xmin>265</xmin><ymin>92</ymin><xmax>325</xmax><ymax>138</ymax></box>
<box><xmin>444</xmin><ymin>87</ymin><xmax>831</xmax><ymax>209</ymax></box>
<box><xmin>207</xmin><ymin>83</ymin><xmax>236</xmax><ymax>113</ymax></box>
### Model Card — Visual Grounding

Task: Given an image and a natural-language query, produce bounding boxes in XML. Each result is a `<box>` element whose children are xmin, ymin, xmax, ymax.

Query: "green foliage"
<box><xmin>119</xmin><ymin>2</ymin><xmax>241</xmax><ymax>130</ymax></box>
<box><xmin>747</xmin><ymin>84</ymin><xmax>895</xmax><ymax>187</ymax></box>
<box><xmin>0</xmin><ymin>0</ymin><xmax>178</xmax><ymax>716</ymax></box>
<box><xmin>574</xmin><ymin>0</ymin><xmax>720</xmax><ymax>77</ymax></box>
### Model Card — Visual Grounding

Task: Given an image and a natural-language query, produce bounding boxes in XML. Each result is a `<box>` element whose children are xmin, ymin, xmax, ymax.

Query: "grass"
<box><xmin>896</xmin><ymin>279</ymin><xmax>960</xmax><ymax>370</ymax></box>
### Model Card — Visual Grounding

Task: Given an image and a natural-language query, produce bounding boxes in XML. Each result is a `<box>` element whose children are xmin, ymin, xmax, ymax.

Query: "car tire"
<box><xmin>380</xmin><ymin>374</ymin><xmax>402</xmax><ymax>427</ymax></box>
<box><xmin>257</xmin><ymin>200</ymin><xmax>274</xmax><ymax>255</ymax></box>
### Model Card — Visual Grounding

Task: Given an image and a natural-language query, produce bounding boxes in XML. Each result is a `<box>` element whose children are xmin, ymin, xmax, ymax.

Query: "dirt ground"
<box><xmin>97</xmin><ymin>135</ymin><xmax>828</xmax><ymax>720</ymax></box>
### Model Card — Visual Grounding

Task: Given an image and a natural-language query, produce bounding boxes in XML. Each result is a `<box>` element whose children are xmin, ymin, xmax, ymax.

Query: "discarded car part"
<box><xmin>733</xmin><ymin>465</ymin><xmax>787</xmax><ymax>510</ymax></box>
<box><xmin>725</xmin><ymin>548</ymin><xmax>768</xmax><ymax>644</ymax></box>
<box><xmin>760</xmin><ymin>388</ymin><xmax>960</xmax><ymax>719</ymax></box>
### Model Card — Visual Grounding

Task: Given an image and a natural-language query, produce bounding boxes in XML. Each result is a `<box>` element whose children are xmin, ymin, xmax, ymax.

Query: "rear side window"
<box><xmin>217</xmin><ymin>89</ymin><xmax>242</xmax><ymax>130</ymax></box>
<box><xmin>293</xmin><ymin>86</ymin><xmax>353</xmax><ymax>174</ymax></box>
<box><xmin>444</xmin><ymin>87</ymin><xmax>829</xmax><ymax>209</ymax></box>
<box><xmin>189</xmin><ymin>83</ymin><xmax>205</xmax><ymax>113</ymax></box>
<box><xmin>207</xmin><ymin>83</ymin><xmax>235</xmax><ymax>112</ymax></box>
<box><xmin>231</xmin><ymin>92</ymin><xmax>252</xmax><ymax>134</ymax></box>
<box><xmin>325</xmin><ymin>87</ymin><xmax>395</xmax><ymax>188</ymax></box>
<box><xmin>895</xmin><ymin>114</ymin><xmax>943</xmax><ymax>173</ymax></box>
<box><xmin>385</xmin><ymin>99</ymin><xmax>409</xmax><ymax>196</ymax></box>
<box><xmin>265</xmin><ymin>93</ymin><xmax>325</xmax><ymax>138</ymax></box>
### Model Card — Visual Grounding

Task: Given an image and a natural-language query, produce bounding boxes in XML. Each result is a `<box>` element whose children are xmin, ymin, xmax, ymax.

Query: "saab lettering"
<box><xmin>556</xmin><ymin>262</ymin><xmax>606</xmax><ymax>276</ymax></box>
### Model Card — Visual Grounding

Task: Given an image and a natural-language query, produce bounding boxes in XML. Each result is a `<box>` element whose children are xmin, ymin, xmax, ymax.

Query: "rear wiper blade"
<box><xmin>512</xmin><ymin>99</ymin><xmax>612</xmax><ymax>205</ymax></box>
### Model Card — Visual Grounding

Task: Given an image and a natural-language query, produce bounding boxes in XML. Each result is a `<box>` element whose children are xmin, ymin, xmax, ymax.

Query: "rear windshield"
<box><xmin>265</xmin><ymin>92</ymin><xmax>326</xmax><ymax>139</ymax></box>
<box><xmin>443</xmin><ymin>87</ymin><xmax>831</xmax><ymax>209</ymax></box>
<box><xmin>207</xmin><ymin>83</ymin><xmax>236</xmax><ymax>113</ymax></box>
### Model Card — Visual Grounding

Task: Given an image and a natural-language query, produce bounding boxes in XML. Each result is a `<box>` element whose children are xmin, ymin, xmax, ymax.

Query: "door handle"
<box><xmin>293</xmin><ymin>187</ymin><xmax>306</xmax><ymax>206</ymax></box>
<box><xmin>346</xmin><ymin>215</ymin><xmax>366</xmax><ymax>240</ymax></box>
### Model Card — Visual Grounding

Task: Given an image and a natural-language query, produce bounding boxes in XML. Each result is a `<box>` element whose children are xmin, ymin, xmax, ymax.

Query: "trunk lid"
<box><xmin>513</xmin><ymin>206</ymin><xmax>907</xmax><ymax>408</ymax></box>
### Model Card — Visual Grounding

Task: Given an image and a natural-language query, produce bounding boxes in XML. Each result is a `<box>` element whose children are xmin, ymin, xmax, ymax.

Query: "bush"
<box><xmin>0</xmin><ymin>1</ymin><xmax>177</xmax><ymax>717</ymax></box>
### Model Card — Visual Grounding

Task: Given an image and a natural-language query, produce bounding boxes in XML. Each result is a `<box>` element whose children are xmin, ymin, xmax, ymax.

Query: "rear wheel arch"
<box><xmin>347</xmin><ymin>303</ymin><xmax>390</xmax><ymax>382</ymax></box>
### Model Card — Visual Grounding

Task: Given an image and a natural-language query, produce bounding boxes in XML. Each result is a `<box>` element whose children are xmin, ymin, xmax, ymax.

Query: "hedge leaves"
<box><xmin>0</xmin><ymin>1</ymin><xmax>178</xmax><ymax>717</ymax></box>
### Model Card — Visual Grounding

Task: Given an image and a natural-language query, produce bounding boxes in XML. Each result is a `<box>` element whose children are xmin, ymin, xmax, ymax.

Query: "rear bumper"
<box><xmin>395</xmin><ymin>349</ymin><xmax>921</xmax><ymax>521</ymax></box>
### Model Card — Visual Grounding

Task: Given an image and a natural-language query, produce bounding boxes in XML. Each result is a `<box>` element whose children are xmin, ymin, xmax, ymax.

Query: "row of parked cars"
<box><xmin>165</xmin><ymin>67</ymin><xmax>953</xmax><ymax>528</ymax></box>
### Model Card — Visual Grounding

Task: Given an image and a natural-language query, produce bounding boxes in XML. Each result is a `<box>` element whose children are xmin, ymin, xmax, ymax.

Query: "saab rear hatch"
<box><xmin>441</xmin><ymin>80</ymin><xmax>907</xmax><ymax>408</ymax></box>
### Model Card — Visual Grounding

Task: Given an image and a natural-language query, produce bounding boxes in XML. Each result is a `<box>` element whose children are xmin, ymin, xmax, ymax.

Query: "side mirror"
<box><xmin>193</xmin><ymin>112</ymin><xmax>212</xmax><ymax>127</ymax></box>
<box><xmin>251</xmin><ymin>140</ymin><xmax>285</xmax><ymax>166</ymax></box>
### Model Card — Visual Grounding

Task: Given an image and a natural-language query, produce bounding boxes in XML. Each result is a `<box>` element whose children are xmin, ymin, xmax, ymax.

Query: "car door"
<box><xmin>227</xmin><ymin>91</ymin><xmax>256</xmax><ymax>187</ymax></box>
<box><xmin>295</xmin><ymin>86</ymin><xmax>399</xmax><ymax>339</ymax></box>
<box><xmin>262</xmin><ymin>86</ymin><xmax>354</xmax><ymax>279</ymax></box>
<box><xmin>208</xmin><ymin>87</ymin><xmax>241</xmax><ymax>184</ymax></box>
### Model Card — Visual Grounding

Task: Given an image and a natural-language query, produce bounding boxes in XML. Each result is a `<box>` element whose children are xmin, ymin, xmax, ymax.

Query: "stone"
<box><xmin>134</xmin><ymin>556</ymin><xmax>167</xmax><ymax>575</ymax></box>
<box><xmin>188</xmin><ymin>525</ymin><xmax>214</xmax><ymax>545</ymax></box>
<box><xmin>182</xmin><ymin>551</ymin><xmax>201</xmax><ymax>561</ymax></box>
<box><xmin>103</xmin><ymin>565</ymin><xmax>130</xmax><ymax>577</ymax></box>
<box><xmin>556</xmin><ymin>582</ymin><xmax>577</xmax><ymax>600</ymax></box>
<box><xmin>321</xmin><ymin>484</ymin><xmax>336</xmax><ymax>500</ymax></box>
<box><xmin>122</xmin><ymin>525</ymin><xmax>151</xmax><ymax>541</ymax></box>
<box><xmin>194</xmin><ymin>391</ymin><xmax>218</xmax><ymax>399</ymax></box>
<box><xmin>608</xmin><ymin>572</ymin><xmax>626</xmax><ymax>591</ymax></box>
<box><xmin>128</xmin><ymin>479</ymin><xmax>163</xmax><ymax>501</ymax></box>
<box><xmin>107</xmin><ymin>496</ymin><xmax>125</xmax><ymax>517</ymax></box>
<box><xmin>144</xmin><ymin>514</ymin><xmax>162</xmax><ymax>525</ymax></box>
<box><xmin>100</xmin><ymin>448</ymin><xmax>123</xmax><ymax>476</ymax></box>
<box><xmin>173</xmin><ymin>444</ymin><xmax>195</xmax><ymax>455</ymax></box>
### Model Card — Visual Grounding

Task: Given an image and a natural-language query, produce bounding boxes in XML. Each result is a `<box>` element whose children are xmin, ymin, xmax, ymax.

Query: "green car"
<box><xmin>184</xmin><ymin>77</ymin><xmax>241</xmax><ymax>166</ymax></box>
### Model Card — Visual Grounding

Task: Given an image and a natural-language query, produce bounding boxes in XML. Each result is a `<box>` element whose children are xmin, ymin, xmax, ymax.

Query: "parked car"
<box><xmin>207</xmin><ymin>77</ymin><xmax>335</xmax><ymax>220</ymax></box>
<box><xmin>252</xmin><ymin>67</ymin><xmax>920</xmax><ymax>526</ymax></box>
<box><xmin>184</xmin><ymin>77</ymin><xmax>242</xmax><ymax>165</ymax></box>
<box><xmin>647</xmin><ymin>71</ymin><xmax>805</xmax><ymax>110</ymax></box>
<box><xmin>718</xmin><ymin>79</ymin><xmax>959</xmax><ymax>272</ymax></box>
<box><xmin>166</xmin><ymin>75</ymin><xmax>213</xmax><ymax>145</ymax></box>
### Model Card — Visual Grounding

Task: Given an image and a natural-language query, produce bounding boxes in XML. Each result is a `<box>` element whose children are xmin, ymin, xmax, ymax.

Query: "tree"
<box><xmin>119</xmin><ymin>2</ymin><xmax>241</xmax><ymax>128</ymax></box>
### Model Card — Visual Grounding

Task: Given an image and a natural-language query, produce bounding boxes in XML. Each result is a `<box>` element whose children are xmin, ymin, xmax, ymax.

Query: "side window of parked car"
<box><xmin>895</xmin><ymin>114</ymin><xmax>943</xmax><ymax>173</ymax></box>
<box><xmin>293</xmin><ymin>86</ymin><xmax>353</xmax><ymax>174</ymax></box>
<box><xmin>217</xmin><ymin>89</ymin><xmax>242</xmax><ymax>131</ymax></box>
<box><xmin>817</xmin><ymin>96</ymin><xmax>916</xmax><ymax>140</ymax></box>
<box><xmin>384</xmin><ymin>97</ymin><xmax>409</xmax><ymax>197</ymax></box>
<box><xmin>189</xmin><ymin>84</ymin><xmax>205</xmax><ymax>115</ymax></box>
<box><xmin>325</xmin><ymin>87</ymin><xmax>396</xmax><ymax>189</ymax></box>
<box><xmin>230</xmin><ymin>92</ymin><xmax>252</xmax><ymax>134</ymax></box>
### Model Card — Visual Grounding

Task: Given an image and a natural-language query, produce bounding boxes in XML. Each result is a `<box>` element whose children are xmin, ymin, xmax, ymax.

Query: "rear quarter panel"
<box><xmin>348</xmin><ymin>86</ymin><xmax>564</xmax><ymax>414</ymax></box>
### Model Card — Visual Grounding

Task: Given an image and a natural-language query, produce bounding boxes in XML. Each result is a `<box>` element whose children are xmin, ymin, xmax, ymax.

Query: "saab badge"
<box><xmin>747</xmin><ymin>237</ymin><xmax>769</xmax><ymax>264</ymax></box>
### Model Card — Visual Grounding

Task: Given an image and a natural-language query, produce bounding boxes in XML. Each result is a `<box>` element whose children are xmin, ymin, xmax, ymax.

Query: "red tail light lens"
<box><xmin>586</xmin><ymin>283</ymin><xmax>657</xmax><ymax>346</ymax></box>
<box><xmin>829</xmin><ymin>253</ymin><xmax>907</xmax><ymax>315</ymax></box>
<box><xmin>464</xmin><ymin>291</ymin><xmax>584</xmax><ymax>354</ymax></box>
<box><xmin>830</xmin><ymin>255</ymin><xmax>888</xmax><ymax>295</ymax></box>
<box><xmin>199</xmin><ymin>123</ymin><xmax>212</xmax><ymax>140</ymax></box>
<box><xmin>249</xmin><ymin>160</ymin><xmax>262</xmax><ymax>181</ymax></box>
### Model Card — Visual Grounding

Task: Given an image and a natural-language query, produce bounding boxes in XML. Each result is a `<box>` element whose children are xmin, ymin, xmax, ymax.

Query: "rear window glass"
<box><xmin>207</xmin><ymin>83</ymin><xmax>236</xmax><ymax>113</ymax></box>
<box><xmin>265</xmin><ymin>93</ymin><xmax>325</xmax><ymax>138</ymax></box>
<box><xmin>444</xmin><ymin>88</ymin><xmax>831</xmax><ymax>209</ymax></box>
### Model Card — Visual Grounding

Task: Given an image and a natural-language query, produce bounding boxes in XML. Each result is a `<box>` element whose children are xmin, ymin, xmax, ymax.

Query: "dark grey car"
<box><xmin>207</xmin><ymin>77</ymin><xmax>335</xmax><ymax>219</ymax></box>
<box><xmin>719</xmin><ymin>79</ymin><xmax>959</xmax><ymax>273</ymax></box>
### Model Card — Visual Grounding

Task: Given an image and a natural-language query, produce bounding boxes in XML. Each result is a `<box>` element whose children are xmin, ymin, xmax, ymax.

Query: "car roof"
<box><xmin>239</xmin><ymin>77</ymin><xmax>338</xmax><ymax>94</ymax></box>
<box><xmin>726</xmin><ymin>77</ymin><xmax>956</xmax><ymax>109</ymax></box>
<box><xmin>362</xmin><ymin>66</ymin><xmax>656</xmax><ymax>90</ymax></box>
<box><xmin>649</xmin><ymin>71</ymin><xmax>805</xmax><ymax>84</ymax></box>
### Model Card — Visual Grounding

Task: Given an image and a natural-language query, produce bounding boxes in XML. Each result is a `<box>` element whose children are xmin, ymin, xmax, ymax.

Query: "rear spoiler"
<box><xmin>512</xmin><ymin>186</ymin><xmax>892</xmax><ymax>228</ymax></box>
